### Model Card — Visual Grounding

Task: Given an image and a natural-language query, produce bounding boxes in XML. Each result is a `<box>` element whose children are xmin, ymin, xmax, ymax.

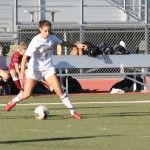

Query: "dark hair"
<box><xmin>39</xmin><ymin>20</ymin><xmax>51</xmax><ymax>28</ymax></box>
<box><xmin>37</xmin><ymin>20</ymin><xmax>52</xmax><ymax>34</ymax></box>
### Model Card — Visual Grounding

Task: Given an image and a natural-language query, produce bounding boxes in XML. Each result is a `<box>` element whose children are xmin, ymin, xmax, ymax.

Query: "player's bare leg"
<box><xmin>6</xmin><ymin>78</ymin><xmax>37</xmax><ymax>112</ymax></box>
<box><xmin>45</xmin><ymin>73</ymin><xmax>82</xmax><ymax>119</ymax></box>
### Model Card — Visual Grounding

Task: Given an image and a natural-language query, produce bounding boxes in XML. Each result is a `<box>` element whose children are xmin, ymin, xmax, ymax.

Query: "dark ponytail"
<box><xmin>36</xmin><ymin>20</ymin><xmax>52</xmax><ymax>35</ymax></box>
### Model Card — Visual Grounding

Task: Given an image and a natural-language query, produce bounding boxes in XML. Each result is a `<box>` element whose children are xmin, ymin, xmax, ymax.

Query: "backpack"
<box><xmin>110</xmin><ymin>75</ymin><xmax>143</xmax><ymax>92</ymax></box>
<box><xmin>113</xmin><ymin>44</ymin><xmax>130</xmax><ymax>55</ymax></box>
<box><xmin>82</xmin><ymin>41</ymin><xmax>100</xmax><ymax>57</ymax></box>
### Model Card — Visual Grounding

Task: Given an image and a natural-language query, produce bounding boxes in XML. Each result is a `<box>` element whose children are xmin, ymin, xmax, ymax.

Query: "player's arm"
<box><xmin>60</xmin><ymin>41</ymin><xmax>87</xmax><ymax>49</ymax></box>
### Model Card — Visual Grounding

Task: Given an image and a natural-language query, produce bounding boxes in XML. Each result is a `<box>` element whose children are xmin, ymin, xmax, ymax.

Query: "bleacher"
<box><xmin>0</xmin><ymin>0</ymin><xmax>147</xmax><ymax>30</ymax></box>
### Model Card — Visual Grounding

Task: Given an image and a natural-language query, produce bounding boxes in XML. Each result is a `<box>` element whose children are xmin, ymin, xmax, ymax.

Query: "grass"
<box><xmin>0</xmin><ymin>93</ymin><xmax>150</xmax><ymax>150</ymax></box>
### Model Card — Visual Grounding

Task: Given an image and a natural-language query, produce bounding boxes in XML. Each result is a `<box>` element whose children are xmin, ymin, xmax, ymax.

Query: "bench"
<box><xmin>0</xmin><ymin>54</ymin><xmax>150</xmax><ymax>93</ymax></box>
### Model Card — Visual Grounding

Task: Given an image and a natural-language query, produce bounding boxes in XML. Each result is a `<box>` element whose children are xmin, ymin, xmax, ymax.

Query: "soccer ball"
<box><xmin>34</xmin><ymin>105</ymin><xmax>49</xmax><ymax>120</ymax></box>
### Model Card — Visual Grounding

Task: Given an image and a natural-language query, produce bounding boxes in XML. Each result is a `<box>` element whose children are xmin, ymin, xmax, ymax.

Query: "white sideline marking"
<box><xmin>1</xmin><ymin>100</ymin><xmax>150</xmax><ymax>106</ymax></box>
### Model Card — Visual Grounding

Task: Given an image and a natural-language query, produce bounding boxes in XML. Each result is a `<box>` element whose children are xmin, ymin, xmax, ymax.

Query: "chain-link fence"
<box><xmin>0</xmin><ymin>23</ymin><xmax>150</xmax><ymax>79</ymax></box>
<box><xmin>17</xmin><ymin>24</ymin><xmax>150</xmax><ymax>54</ymax></box>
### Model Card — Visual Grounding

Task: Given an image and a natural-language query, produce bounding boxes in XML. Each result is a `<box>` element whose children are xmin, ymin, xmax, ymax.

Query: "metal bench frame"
<box><xmin>0</xmin><ymin>54</ymin><xmax>150</xmax><ymax>93</ymax></box>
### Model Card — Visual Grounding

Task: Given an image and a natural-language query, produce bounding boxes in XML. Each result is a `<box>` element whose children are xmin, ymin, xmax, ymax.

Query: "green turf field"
<box><xmin>1</xmin><ymin>93</ymin><xmax>150</xmax><ymax>150</ymax></box>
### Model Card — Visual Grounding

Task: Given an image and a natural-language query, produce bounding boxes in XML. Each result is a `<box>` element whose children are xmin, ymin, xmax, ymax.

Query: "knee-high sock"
<box><xmin>13</xmin><ymin>77</ymin><xmax>23</xmax><ymax>91</ymax></box>
<box><xmin>12</xmin><ymin>91</ymin><xmax>23</xmax><ymax>103</ymax></box>
<box><xmin>60</xmin><ymin>93</ymin><xmax>74</xmax><ymax>115</ymax></box>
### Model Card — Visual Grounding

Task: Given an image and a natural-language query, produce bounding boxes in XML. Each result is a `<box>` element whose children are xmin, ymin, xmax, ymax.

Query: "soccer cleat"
<box><xmin>6</xmin><ymin>100</ymin><xmax>16</xmax><ymax>112</ymax></box>
<box><xmin>72</xmin><ymin>112</ymin><xmax>82</xmax><ymax>120</ymax></box>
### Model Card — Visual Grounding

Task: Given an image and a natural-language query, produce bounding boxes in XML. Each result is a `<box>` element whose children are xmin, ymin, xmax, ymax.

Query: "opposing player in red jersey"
<box><xmin>8</xmin><ymin>42</ymin><xmax>27</xmax><ymax>91</ymax></box>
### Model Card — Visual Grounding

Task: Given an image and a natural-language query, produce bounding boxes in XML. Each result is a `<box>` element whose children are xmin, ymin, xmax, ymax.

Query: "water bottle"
<box><xmin>120</xmin><ymin>63</ymin><xmax>124</xmax><ymax>73</ymax></box>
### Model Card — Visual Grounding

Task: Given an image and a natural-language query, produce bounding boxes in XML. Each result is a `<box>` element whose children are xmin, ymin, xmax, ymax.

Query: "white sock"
<box><xmin>12</xmin><ymin>92</ymin><xmax>23</xmax><ymax>103</ymax></box>
<box><xmin>12</xmin><ymin>77</ymin><xmax>19</xmax><ymax>81</ymax></box>
<box><xmin>60</xmin><ymin>93</ymin><xmax>74</xmax><ymax>115</ymax></box>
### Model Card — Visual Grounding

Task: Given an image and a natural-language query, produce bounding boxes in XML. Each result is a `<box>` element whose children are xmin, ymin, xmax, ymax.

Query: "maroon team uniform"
<box><xmin>8</xmin><ymin>51</ymin><xmax>22</xmax><ymax>70</ymax></box>
<box><xmin>8</xmin><ymin>51</ymin><xmax>23</xmax><ymax>91</ymax></box>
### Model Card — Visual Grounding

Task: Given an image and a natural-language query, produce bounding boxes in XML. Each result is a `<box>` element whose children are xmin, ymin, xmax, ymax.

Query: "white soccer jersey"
<box><xmin>25</xmin><ymin>34</ymin><xmax>62</xmax><ymax>70</ymax></box>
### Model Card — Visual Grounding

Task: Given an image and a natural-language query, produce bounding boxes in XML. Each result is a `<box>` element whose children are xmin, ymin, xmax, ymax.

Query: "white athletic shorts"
<box><xmin>26</xmin><ymin>67</ymin><xmax>56</xmax><ymax>81</ymax></box>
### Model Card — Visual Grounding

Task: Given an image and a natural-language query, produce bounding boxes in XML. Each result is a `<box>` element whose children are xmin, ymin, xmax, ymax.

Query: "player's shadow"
<box><xmin>54</xmin><ymin>61</ymin><xmax>76</xmax><ymax>69</ymax></box>
<box><xmin>74</xmin><ymin>110</ymin><xmax>150</xmax><ymax>120</ymax></box>
<box><xmin>95</xmin><ymin>55</ymin><xmax>113</xmax><ymax>64</ymax></box>
<box><xmin>101</xmin><ymin>111</ymin><xmax>150</xmax><ymax>117</ymax></box>
<box><xmin>0</xmin><ymin>135</ymin><xmax>121</xmax><ymax>144</ymax></box>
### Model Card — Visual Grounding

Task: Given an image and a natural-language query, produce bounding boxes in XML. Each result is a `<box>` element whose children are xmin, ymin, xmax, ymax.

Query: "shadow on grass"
<box><xmin>0</xmin><ymin>135</ymin><xmax>121</xmax><ymax>144</ymax></box>
<box><xmin>79</xmin><ymin>111</ymin><xmax>150</xmax><ymax>119</ymax></box>
<box><xmin>102</xmin><ymin>112</ymin><xmax>150</xmax><ymax>117</ymax></box>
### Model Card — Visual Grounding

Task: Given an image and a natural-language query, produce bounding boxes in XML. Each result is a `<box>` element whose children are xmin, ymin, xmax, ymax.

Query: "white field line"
<box><xmin>1</xmin><ymin>100</ymin><xmax>150</xmax><ymax>106</ymax></box>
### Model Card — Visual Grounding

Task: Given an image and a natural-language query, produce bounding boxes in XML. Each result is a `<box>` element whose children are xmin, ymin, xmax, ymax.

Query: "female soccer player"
<box><xmin>8</xmin><ymin>41</ymin><xmax>27</xmax><ymax>91</ymax></box>
<box><xmin>6</xmin><ymin>20</ymin><xmax>87</xmax><ymax>119</ymax></box>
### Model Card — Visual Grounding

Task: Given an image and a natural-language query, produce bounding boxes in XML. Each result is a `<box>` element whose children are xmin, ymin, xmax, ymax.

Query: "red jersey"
<box><xmin>8</xmin><ymin>51</ymin><xmax>22</xmax><ymax>70</ymax></box>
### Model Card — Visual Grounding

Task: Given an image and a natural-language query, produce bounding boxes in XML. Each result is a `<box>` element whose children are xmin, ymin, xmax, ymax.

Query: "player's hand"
<box><xmin>76</xmin><ymin>44</ymin><xmax>87</xmax><ymax>50</ymax></box>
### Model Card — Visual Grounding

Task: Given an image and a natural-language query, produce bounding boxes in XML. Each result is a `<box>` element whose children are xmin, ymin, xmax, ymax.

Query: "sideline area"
<box><xmin>78</xmin><ymin>78</ymin><xmax>150</xmax><ymax>93</ymax></box>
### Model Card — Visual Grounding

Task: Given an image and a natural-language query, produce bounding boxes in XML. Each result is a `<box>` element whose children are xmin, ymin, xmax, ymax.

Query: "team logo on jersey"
<box><xmin>43</xmin><ymin>45</ymin><xmax>51</xmax><ymax>52</ymax></box>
